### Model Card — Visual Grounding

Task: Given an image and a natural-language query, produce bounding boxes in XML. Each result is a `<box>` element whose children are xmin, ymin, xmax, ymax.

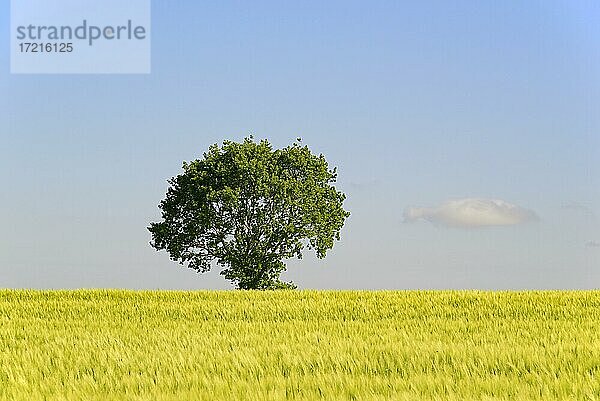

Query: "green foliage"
<box><xmin>2</xmin><ymin>290</ymin><xmax>600</xmax><ymax>400</ymax></box>
<box><xmin>148</xmin><ymin>137</ymin><xmax>350</xmax><ymax>289</ymax></box>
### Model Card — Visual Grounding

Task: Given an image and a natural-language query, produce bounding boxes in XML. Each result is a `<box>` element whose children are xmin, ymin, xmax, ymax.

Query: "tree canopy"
<box><xmin>148</xmin><ymin>137</ymin><xmax>350</xmax><ymax>289</ymax></box>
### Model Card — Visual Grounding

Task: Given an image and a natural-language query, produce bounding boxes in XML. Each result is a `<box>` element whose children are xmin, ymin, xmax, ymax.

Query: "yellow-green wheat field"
<box><xmin>1</xmin><ymin>290</ymin><xmax>599</xmax><ymax>400</ymax></box>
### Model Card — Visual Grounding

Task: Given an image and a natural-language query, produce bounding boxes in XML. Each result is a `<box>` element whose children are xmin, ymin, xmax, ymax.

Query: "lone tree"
<box><xmin>148</xmin><ymin>137</ymin><xmax>350</xmax><ymax>290</ymax></box>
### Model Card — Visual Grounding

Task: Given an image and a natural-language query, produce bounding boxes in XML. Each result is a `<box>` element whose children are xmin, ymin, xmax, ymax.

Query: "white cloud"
<box><xmin>404</xmin><ymin>198</ymin><xmax>538</xmax><ymax>228</ymax></box>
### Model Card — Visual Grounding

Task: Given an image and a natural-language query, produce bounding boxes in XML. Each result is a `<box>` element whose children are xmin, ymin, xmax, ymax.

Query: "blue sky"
<box><xmin>1</xmin><ymin>1</ymin><xmax>598</xmax><ymax>289</ymax></box>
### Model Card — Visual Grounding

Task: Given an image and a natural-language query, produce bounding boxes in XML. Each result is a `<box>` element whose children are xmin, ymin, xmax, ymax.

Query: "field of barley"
<box><xmin>0</xmin><ymin>290</ymin><xmax>599</xmax><ymax>401</ymax></box>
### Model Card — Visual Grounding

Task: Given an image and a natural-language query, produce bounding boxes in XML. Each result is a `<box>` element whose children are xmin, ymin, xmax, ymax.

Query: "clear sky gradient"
<box><xmin>1</xmin><ymin>1</ymin><xmax>598</xmax><ymax>289</ymax></box>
